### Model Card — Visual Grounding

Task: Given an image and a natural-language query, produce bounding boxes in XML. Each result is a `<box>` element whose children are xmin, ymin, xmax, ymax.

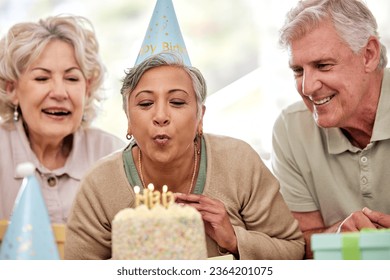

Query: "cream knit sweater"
<box><xmin>65</xmin><ymin>134</ymin><xmax>304</xmax><ymax>259</ymax></box>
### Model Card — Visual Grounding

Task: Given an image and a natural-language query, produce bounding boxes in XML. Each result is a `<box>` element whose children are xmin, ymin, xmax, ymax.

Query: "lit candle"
<box><xmin>162</xmin><ymin>185</ymin><xmax>174</xmax><ymax>208</ymax></box>
<box><xmin>147</xmin><ymin>183</ymin><xmax>154</xmax><ymax>209</ymax></box>
<box><xmin>134</xmin><ymin>186</ymin><xmax>140</xmax><ymax>207</ymax></box>
<box><xmin>162</xmin><ymin>185</ymin><xmax>168</xmax><ymax>208</ymax></box>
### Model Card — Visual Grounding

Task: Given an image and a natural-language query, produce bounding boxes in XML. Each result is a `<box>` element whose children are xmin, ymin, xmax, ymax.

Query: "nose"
<box><xmin>153</xmin><ymin>103</ymin><xmax>170</xmax><ymax>126</ymax></box>
<box><xmin>301</xmin><ymin>70</ymin><xmax>322</xmax><ymax>96</ymax></box>
<box><xmin>49</xmin><ymin>79</ymin><xmax>68</xmax><ymax>100</ymax></box>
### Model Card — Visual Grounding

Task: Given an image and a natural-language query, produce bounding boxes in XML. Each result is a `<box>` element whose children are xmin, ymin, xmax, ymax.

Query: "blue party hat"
<box><xmin>0</xmin><ymin>163</ymin><xmax>59</xmax><ymax>260</ymax></box>
<box><xmin>135</xmin><ymin>0</ymin><xmax>191</xmax><ymax>66</ymax></box>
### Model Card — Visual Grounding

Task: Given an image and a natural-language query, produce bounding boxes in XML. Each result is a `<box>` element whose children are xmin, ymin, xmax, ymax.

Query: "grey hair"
<box><xmin>279</xmin><ymin>0</ymin><xmax>387</xmax><ymax>69</ymax></box>
<box><xmin>120</xmin><ymin>52</ymin><xmax>207</xmax><ymax>120</ymax></box>
<box><xmin>0</xmin><ymin>14</ymin><xmax>106</xmax><ymax>125</ymax></box>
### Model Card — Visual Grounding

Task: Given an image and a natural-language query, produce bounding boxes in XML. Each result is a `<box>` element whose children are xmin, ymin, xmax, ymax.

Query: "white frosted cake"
<box><xmin>112</xmin><ymin>203</ymin><xmax>207</xmax><ymax>260</ymax></box>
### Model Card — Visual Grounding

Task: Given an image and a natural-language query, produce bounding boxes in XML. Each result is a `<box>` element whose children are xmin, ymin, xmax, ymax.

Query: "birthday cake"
<box><xmin>112</xmin><ymin>185</ymin><xmax>207</xmax><ymax>260</ymax></box>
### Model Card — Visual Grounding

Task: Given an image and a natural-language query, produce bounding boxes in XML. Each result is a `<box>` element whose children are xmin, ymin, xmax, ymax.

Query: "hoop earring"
<box><xmin>13</xmin><ymin>105</ymin><xmax>19</xmax><ymax>122</ymax></box>
<box><xmin>126</xmin><ymin>133</ymin><xmax>132</xmax><ymax>140</ymax></box>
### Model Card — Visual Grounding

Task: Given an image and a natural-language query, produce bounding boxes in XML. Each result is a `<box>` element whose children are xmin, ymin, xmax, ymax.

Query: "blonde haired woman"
<box><xmin>0</xmin><ymin>15</ymin><xmax>125</xmax><ymax>223</ymax></box>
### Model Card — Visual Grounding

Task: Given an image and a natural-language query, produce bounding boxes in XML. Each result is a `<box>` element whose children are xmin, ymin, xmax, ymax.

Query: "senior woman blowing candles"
<box><xmin>0</xmin><ymin>15</ymin><xmax>125</xmax><ymax>224</ymax></box>
<box><xmin>65</xmin><ymin>52</ymin><xmax>304</xmax><ymax>260</ymax></box>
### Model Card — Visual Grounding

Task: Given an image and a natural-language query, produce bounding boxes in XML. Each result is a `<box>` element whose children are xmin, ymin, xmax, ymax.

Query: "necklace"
<box><xmin>138</xmin><ymin>141</ymin><xmax>199</xmax><ymax>194</ymax></box>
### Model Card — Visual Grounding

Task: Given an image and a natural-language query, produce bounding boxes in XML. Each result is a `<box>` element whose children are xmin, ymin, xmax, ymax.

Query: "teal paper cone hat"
<box><xmin>135</xmin><ymin>0</ymin><xmax>191</xmax><ymax>66</ymax></box>
<box><xmin>0</xmin><ymin>162</ymin><xmax>59</xmax><ymax>260</ymax></box>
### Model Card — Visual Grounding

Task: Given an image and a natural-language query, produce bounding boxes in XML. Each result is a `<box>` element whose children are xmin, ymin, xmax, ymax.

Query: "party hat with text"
<box><xmin>135</xmin><ymin>0</ymin><xmax>191</xmax><ymax>66</ymax></box>
<box><xmin>0</xmin><ymin>162</ymin><xmax>59</xmax><ymax>260</ymax></box>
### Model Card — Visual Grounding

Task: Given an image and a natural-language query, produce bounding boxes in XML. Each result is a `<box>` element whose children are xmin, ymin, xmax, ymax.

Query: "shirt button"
<box><xmin>47</xmin><ymin>176</ymin><xmax>57</xmax><ymax>187</ymax></box>
<box><xmin>361</xmin><ymin>176</ymin><xmax>368</xmax><ymax>184</ymax></box>
<box><xmin>361</xmin><ymin>156</ymin><xmax>368</xmax><ymax>163</ymax></box>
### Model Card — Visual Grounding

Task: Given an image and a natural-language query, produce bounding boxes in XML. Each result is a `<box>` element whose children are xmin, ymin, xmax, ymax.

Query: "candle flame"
<box><xmin>133</xmin><ymin>184</ymin><xmax>174</xmax><ymax>209</ymax></box>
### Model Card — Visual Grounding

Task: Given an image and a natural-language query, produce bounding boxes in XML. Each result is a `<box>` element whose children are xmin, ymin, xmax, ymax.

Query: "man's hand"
<box><xmin>338</xmin><ymin>208</ymin><xmax>390</xmax><ymax>232</ymax></box>
<box><xmin>362</xmin><ymin>207</ymin><xmax>390</xmax><ymax>229</ymax></box>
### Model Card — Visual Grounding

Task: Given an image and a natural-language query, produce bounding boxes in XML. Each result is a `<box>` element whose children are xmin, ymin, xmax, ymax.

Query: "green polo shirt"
<box><xmin>272</xmin><ymin>68</ymin><xmax>390</xmax><ymax>227</ymax></box>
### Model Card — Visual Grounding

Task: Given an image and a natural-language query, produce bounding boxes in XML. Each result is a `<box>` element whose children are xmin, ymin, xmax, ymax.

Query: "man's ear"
<box><xmin>363</xmin><ymin>36</ymin><xmax>381</xmax><ymax>72</ymax></box>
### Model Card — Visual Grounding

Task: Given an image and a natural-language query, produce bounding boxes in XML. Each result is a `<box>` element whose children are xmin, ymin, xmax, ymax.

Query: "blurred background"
<box><xmin>1</xmin><ymin>0</ymin><xmax>389</xmax><ymax>163</ymax></box>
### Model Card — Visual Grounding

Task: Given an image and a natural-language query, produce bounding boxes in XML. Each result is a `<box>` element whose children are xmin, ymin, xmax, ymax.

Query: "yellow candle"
<box><xmin>162</xmin><ymin>185</ymin><xmax>168</xmax><ymax>208</ymax></box>
<box><xmin>134</xmin><ymin>186</ymin><xmax>140</xmax><ymax>207</ymax></box>
<box><xmin>147</xmin><ymin>183</ymin><xmax>154</xmax><ymax>209</ymax></box>
<box><xmin>152</xmin><ymin>190</ymin><xmax>161</xmax><ymax>207</ymax></box>
<box><xmin>166</xmin><ymin>190</ymin><xmax>174</xmax><ymax>206</ymax></box>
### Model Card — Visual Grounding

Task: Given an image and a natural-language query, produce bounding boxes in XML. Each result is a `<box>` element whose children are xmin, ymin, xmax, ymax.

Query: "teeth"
<box><xmin>43</xmin><ymin>110</ymin><xmax>70</xmax><ymax>115</ymax></box>
<box><xmin>313</xmin><ymin>96</ymin><xmax>332</xmax><ymax>105</ymax></box>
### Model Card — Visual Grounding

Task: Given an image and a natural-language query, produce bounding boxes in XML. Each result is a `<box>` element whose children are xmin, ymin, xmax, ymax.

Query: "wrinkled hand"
<box><xmin>338</xmin><ymin>207</ymin><xmax>390</xmax><ymax>233</ymax></box>
<box><xmin>175</xmin><ymin>193</ymin><xmax>238</xmax><ymax>254</ymax></box>
<box><xmin>362</xmin><ymin>207</ymin><xmax>390</xmax><ymax>228</ymax></box>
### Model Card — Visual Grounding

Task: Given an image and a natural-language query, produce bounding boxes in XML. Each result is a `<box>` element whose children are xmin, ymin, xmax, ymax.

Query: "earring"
<box><xmin>197</xmin><ymin>128</ymin><xmax>203</xmax><ymax>138</ymax></box>
<box><xmin>13</xmin><ymin>105</ymin><xmax>19</xmax><ymax>122</ymax></box>
<box><xmin>126</xmin><ymin>133</ymin><xmax>132</xmax><ymax>140</ymax></box>
<box><xmin>82</xmin><ymin>113</ymin><xmax>87</xmax><ymax>122</ymax></box>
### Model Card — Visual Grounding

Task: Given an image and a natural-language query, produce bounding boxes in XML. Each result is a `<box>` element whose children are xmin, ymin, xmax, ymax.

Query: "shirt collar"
<box><xmin>326</xmin><ymin>127</ymin><xmax>360</xmax><ymax>154</ymax></box>
<box><xmin>11</xmin><ymin>121</ymin><xmax>87</xmax><ymax>180</ymax></box>
<box><xmin>12</xmin><ymin>121</ymin><xmax>38</xmax><ymax>179</ymax></box>
<box><xmin>371</xmin><ymin>68</ymin><xmax>390</xmax><ymax>142</ymax></box>
<box><xmin>59</xmin><ymin>129</ymin><xmax>88</xmax><ymax>180</ymax></box>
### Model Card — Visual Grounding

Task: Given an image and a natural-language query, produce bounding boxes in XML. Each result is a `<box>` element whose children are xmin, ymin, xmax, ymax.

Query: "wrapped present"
<box><xmin>311</xmin><ymin>229</ymin><xmax>390</xmax><ymax>260</ymax></box>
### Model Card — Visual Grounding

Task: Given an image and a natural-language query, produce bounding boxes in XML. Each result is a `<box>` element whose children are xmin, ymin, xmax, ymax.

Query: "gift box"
<box><xmin>311</xmin><ymin>229</ymin><xmax>390</xmax><ymax>260</ymax></box>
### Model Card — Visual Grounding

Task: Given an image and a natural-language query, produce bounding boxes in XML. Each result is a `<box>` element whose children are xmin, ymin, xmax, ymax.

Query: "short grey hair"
<box><xmin>279</xmin><ymin>0</ymin><xmax>387</xmax><ymax>69</ymax></box>
<box><xmin>0</xmin><ymin>14</ymin><xmax>106</xmax><ymax>125</ymax></box>
<box><xmin>120</xmin><ymin>52</ymin><xmax>207</xmax><ymax>120</ymax></box>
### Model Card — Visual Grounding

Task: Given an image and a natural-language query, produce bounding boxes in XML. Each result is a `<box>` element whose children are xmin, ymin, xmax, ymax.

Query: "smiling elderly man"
<box><xmin>271</xmin><ymin>0</ymin><xmax>390</xmax><ymax>259</ymax></box>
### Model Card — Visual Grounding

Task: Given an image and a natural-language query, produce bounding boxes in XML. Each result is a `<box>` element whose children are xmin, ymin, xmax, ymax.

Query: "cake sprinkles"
<box><xmin>112</xmin><ymin>184</ymin><xmax>207</xmax><ymax>260</ymax></box>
